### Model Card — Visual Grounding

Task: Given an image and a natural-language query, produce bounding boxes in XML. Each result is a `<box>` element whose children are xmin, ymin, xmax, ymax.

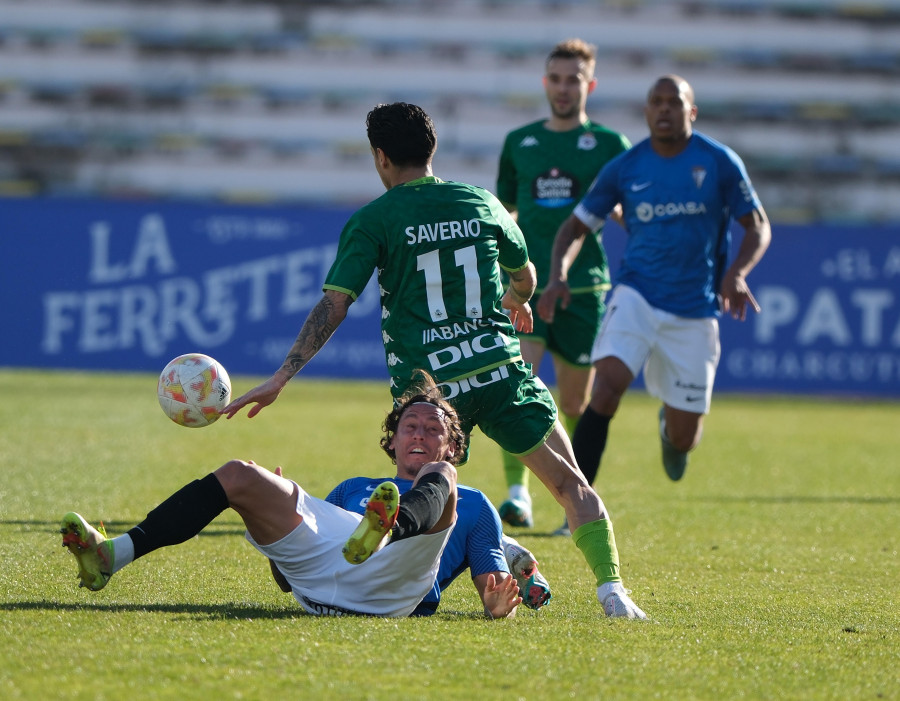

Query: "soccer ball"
<box><xmin>157</xmin><ymin>353</ymin><xmax>232</xmax><ymax>427</ymax></box>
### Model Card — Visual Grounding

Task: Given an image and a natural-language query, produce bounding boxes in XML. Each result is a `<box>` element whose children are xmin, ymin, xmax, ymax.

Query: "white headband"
<box><xmin>408</xmin><ymin>401</ymin><xmax>446</xmax><ymax>418</ymax></box>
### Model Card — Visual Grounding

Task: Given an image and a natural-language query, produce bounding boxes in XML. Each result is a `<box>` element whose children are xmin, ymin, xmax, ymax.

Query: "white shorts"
<box><xmin>591</xmin><ymin>284</ymin><xmax>720</xmax><ymax>414</ymax></box>
<box><xmin>246</xmin><ymin>482</ymin><xmax>452</xmax><ymax>617</ymax></box>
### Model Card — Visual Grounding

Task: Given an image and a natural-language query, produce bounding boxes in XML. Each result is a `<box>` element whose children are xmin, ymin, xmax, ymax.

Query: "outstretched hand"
<box><xmin>483</xmin><ymin>573</ymin><xmax>522</xmax><ymax>619</ymax></box>
<box><xmin>222</xmin><ymin>373</ymin><xmax>288</xmax><ymax>419</ymax></box>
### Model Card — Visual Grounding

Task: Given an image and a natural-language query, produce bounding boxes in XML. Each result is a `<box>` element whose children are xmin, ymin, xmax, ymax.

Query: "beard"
<box><xmin>550</xmin><ymin>101</ymin><xmax>580</xmax><ymax>121</ymax></box>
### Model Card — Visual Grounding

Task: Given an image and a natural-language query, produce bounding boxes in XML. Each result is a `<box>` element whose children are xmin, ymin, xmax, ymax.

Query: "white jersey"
<box><xmin>245</xmin><ymin>481</ymin><xmax>452</xmax><ymax>617</ymax></box>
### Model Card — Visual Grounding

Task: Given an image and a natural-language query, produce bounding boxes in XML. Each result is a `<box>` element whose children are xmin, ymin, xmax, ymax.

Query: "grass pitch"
<box><xmin>0</xmin><ymin>369</ymin><xmax>897</xmax><ymax>700</ymax></box>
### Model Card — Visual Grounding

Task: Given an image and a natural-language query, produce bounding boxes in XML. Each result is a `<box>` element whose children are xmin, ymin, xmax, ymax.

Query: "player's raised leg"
<box><xmin>60</xmin><ymin>461</ymin><xmax>300</xmax><ymax>591</ymax></box>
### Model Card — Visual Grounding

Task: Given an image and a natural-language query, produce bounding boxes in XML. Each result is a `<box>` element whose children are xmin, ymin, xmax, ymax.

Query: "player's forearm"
<box><xmin>279</xmin><ymin>290</ymin><xmax>351</xmax><ymax>379</ymax></box>
<box><xmin>548</xmin><ymin>215</ymin><xmax>587</xmax><ymax>283</ymax></box>
<box><xmin>507</xmin><ymin>262</ymin><xmax>536</xmax><ymax>305</ymax></box>
<box><xmin>729</xmin><ymin>207</ymin><xmax>772</xmax><ymax>278</ymax></box>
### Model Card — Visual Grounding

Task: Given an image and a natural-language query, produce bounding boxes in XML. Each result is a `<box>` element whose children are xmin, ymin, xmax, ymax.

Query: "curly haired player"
<box><xmin>61</xmin><ymin>372</ymin><xmax>544</xmax><ymax>618</ymax></box>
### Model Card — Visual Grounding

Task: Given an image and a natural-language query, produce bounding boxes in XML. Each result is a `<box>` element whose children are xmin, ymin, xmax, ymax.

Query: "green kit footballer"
<box><xmin>224</xmin><ymin>102</ymin><xmax>647</xmax><ymax>619</ymax></box>
<box><xmin>495</xmin><ymin>39</ymin><xmax>631</xmax><ymax>531</ymax></box>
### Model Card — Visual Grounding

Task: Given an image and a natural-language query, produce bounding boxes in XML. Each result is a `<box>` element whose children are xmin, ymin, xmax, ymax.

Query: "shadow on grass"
<box><xmin>0</xmin><ymin>599</ymin><xmax>304</xmax><ymax>620</ymax></box>
<box><xmin>2</xmin><ymin>519</ymin><xmax>246</xmax><ymax>537</ymax></box>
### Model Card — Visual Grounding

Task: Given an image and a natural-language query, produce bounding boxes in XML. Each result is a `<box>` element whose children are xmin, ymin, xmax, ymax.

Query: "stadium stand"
<box><xmin>0</xmin><ymin>0</ymin><xmax>898</xmax><ymax>222</ymax></box>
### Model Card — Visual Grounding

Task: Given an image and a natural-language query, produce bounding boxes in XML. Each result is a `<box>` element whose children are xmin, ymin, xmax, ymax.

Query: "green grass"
<box><xmin>1</xmin><ymin>369</ymin><xmax>897</xmax><ymax>700</ymax></box>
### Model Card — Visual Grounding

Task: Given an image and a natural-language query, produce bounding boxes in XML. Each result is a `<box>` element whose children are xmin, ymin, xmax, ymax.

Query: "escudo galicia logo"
<box><xmin>532</xmin><ymin>168</ymin><xmax>579</xmax><ymax>208</ymax></box>
<box><xmin>577</xmin><ymin>133</ymin><xmax>597</xmax><ymax>150</ymax></box>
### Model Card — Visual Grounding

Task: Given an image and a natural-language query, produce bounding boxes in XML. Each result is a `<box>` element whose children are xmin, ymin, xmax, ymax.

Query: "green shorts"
<box><xmin>440</xmin><ymin>361</ymin><xmax>558</xmax><ymax>458</ymax></box>
<box><xmin>522</xmin><ymin>290</ymin><xmax>606</xmax><ymax>368</ymax></box>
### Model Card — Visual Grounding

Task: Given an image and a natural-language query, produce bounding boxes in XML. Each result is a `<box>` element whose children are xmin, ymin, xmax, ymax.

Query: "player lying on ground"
<box><xmin>61</xmin><ymin>374</ymin><xmax>547</xmax><ymax>617</ymax></box>
<box><xmin>268</xmin><ymin>372</ymin><xmax>550</xmax><ymax>613</ymax></box>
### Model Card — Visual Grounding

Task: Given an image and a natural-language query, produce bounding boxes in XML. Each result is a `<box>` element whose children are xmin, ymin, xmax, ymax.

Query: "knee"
<box><xmin>588</xmin><ymin>376</ymin><xmax>623</xmax><ymax>416</ymax></box>
<box><xmin>417</xmin><ymin>461</ymin><xmax>457</xmax><ymax>493</ymax></box>
<box><xmin>559</xmin><ymin>397</ymin><xmax>587</xmax><ymax>419</ymax></box>
<box><xmin>589</xmin><ymin>360</ymin><xmax>631</xmax><ymax>415</ymax></box>
<box><xmin>588</xmin><ymin>383</ymin><xmax>619</xmax><ymax>416</ymax></box>
<box><xmin>214</xmin><ymin>459</ymin><xmax>264</xmax><ymax>499</ymax></box>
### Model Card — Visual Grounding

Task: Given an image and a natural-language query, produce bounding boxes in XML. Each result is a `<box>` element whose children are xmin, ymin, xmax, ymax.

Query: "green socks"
<box><xmin>573</xmin><ymin>517</ymin><xmax>621</xmax><ymax>585</ymax></box>
<box><xmin>501</xmin><ymin>449</ymin><xmax>528</xmax><ymax>491</ymax></box>
<box><xmin>563</xmin><ymin>412</ymin><xmax>579</xmax><ymax>437</ymax></box>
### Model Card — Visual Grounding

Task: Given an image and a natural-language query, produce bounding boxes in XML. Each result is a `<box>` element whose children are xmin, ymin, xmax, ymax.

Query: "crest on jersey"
<box><xmin>577</xmin><ymin>133</ymin><xmax>597</xmax><ymax>150</ymax></box>
<box><xmin>692</xmin><ymin>167</ymin><xmax>707</xmax><ymax>189</ymax></box>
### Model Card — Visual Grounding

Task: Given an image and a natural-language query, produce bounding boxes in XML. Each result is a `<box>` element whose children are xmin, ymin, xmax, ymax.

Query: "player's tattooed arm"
<box><xmin>281</xmin><ymin>290</ymin><xmax>353</xmax><ymax>376</ymax></box>
<box><xmin>222</xmin><ymin>289</ymin><xmax>353</xmax><ymax>419</ymax></box>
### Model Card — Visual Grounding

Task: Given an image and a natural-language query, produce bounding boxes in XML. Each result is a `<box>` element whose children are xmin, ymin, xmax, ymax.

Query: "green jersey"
<box><xmin>323</xmin><ymin>176</ymin><xmax>530</xmax><ymax>396</ymax></box>
<box><xmin>496</xmin><ymin>120</ymin><xmax>630</xmax><ymax>293</ymax></box>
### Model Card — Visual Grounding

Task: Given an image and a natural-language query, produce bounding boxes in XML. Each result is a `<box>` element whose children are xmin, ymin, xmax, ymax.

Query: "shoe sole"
<box><xmin>60</xmin><ymin>512</ymin><xmax>111</xmax><ymax>591</ymax></box>
<box><xmin>520</xmin><ymin>573</ymin><xmax>552</xmax><ymax>610</ymax></box>
<box><xmin>342</xmin><ymin>482</ymin><xmax>399</xmax><ymax>564</ymax></box>
<box><xmin>503</xmin><ymin>540</ymin><xmax>552</xmax><ymax>609</ymax></box>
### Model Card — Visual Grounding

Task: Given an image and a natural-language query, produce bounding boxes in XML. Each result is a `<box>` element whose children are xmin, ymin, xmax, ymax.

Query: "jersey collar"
<box><xmin>400</xmin><ymin>176</ymin><xmax>443</xmax><ymax>187</ymax></box>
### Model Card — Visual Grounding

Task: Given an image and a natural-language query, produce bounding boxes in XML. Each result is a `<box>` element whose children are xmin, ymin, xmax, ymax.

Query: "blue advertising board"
<box><xmin>713</xmin><ymin>224</ymin><xmax>900</xmax><ymax>398</ymax></box>
<box><xmin>1</xmin><ymin>198</ymin><xmax>898</xmax><ymax>398</ymax></box>
<box><xmin>1</xmin><ymin>198</ymin><xmax>386</xmax><ymax>379</ymax></box>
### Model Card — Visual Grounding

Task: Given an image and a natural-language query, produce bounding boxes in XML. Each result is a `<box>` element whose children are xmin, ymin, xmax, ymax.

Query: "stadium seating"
<box><xmin>0</xmin><ymin>0</ymin><xmax>898</xmax><ymax>222</ymax></box>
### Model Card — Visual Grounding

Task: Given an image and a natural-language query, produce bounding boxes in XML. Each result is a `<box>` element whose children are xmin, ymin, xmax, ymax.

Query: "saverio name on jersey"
<box><xmin>405</xmin><ymin>219</ymin><xmax>481</xmax><ymax>244</ymax></box>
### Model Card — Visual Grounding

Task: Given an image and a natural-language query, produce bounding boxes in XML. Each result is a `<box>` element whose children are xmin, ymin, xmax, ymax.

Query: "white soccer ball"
<box><xmin>157</xmin><ymin>353</ymin><xmax>232</xmax><ymax>428</ymax></box>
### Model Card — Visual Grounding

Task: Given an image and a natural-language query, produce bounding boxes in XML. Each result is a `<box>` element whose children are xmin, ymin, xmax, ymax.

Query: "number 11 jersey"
<box><xmin>323</xmin><ymin>176</ymin><xmax>531</xmax><ymax>397</ymax></box>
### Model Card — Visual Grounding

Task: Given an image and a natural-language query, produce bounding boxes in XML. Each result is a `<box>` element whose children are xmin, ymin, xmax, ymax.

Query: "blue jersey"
<box><xmin>575</xmin><ymin>131</ymin><xmax>762</xmax><ymax>318</ymax></box>
<box><xmin>326</xmin><ymin>476</ymin><xmax>508</xmax><ymax>615</ymax></box>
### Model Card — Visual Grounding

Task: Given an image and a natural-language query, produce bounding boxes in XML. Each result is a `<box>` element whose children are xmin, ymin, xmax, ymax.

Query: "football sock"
<box><xmin>572</xmin><ymin>517</ymin><xmax>621</xmax><ymax>585</ymax></box>
<box><xmin>108</xmin><ymin>534</ymin><xmax>134</xmax><ymax>574</ymax></box>
<box><xmin>508</xmin><ymin>483</ymin><xmax>530</xmax><ymax>505</ymax></box>
<box><xmin>501</xmin><ymin>449</ymin><xmax>528</xmax><ymax>493</ymax></box>
<box><xmin>563</xmin><ymin>412</ymin><xmax>580</xmax><ymax>439</ymax></box>
<box><xmin>572</xmin><ymin>406</ymin><xmax>611</xmax><ymax>486</ymax></box>
<box><xmin>127</xmin><ymin>473</ymin><xmax>229</xmax><ymax>560</ymax></box>
<box><xmin>392</xmin><ymin>472</ymin><xmax>450</xmax><ymax>541</ymax></box>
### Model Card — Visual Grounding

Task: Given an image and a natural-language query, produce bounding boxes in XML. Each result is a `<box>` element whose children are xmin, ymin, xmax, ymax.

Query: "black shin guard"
<box><xmin>391</xmin><ymin>472</ymin><xmax>450</xmax><ymax>542</ymax></box>
<box><xmin>573</xmin><ymin>406</ymin><xmax>612</xmax><ymax>486</ymax></box>
<box><xmin>128</xmin><ymin>473</ymin><xmax>229</xmax><ymax>560</ymax></box>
